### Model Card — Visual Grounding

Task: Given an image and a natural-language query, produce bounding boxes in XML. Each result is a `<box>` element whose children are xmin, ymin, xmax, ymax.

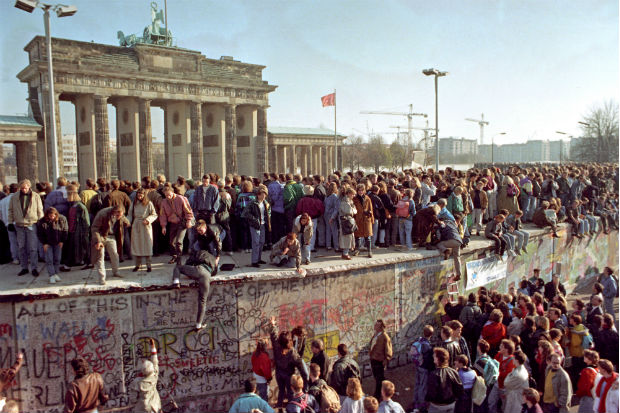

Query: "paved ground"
<box><xmin>0</xmin><ymin>224</ymin><xmax>555</xmax><ymax>299</ymax></box>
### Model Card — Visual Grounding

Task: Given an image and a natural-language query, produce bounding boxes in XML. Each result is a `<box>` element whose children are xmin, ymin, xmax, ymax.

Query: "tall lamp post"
<box><xmin>15</xmin><ymin>0</ymin><xmax>77</xmax><ymax>183</ymax></box>
<box><xmin>423</xmin><ymin>68</ymin><xmax>448</xmax><ymax>171</ymax></box>
<box><xmin>491</xmin><ymin>132</ymin><xmax>506</xmax><ymax>165</ymax></box>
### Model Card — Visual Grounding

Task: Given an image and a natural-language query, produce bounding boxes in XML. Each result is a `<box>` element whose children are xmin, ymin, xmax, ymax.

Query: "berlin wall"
<box><xmin>0</xmin><ymin>229</ymin><xmax>617</xmax><ymax>412</ymax></box>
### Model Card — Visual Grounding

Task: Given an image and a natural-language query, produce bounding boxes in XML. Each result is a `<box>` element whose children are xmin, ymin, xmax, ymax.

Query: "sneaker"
<box><xmin>17</xmin><ymin>269</ymin><xmax>28</xmax><ymax>276</ymax></box>
<box><xmin>32</xmin><ymin>269</ymin><xmax>39</xmax><ymax>277</ymax></box>
<box><xmin>49</xmin><ymin>276</ymin><xmax>56</xmax><ymax>284</ymax></box>
<box><xmin>12</xmin><ymin>260</ymin><xmax>19</xmax><ymax>265</ymax></box>
<box><xmin>53</xmin><ymin>274</ymin><xmax>62</xmax><ymax>283</ymax></box>
<box><xmin>195</xmin><ymin>323</ymin><xmax>203</xmax><ymax>330</ymax></box>
<box><xmin>172</xmin><ymin>280</ymin><xmax>180</xmax><ymax>289</ymax></box>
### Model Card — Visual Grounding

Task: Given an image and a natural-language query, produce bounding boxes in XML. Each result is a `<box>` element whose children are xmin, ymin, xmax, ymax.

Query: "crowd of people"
<box><xmin>0</xmin><ymin>163</ymin><xmax>617</xmax><ymax>287</ymax></box>
<box><xmin>0</xmin><ymin>162</ymin><xmax>618</xmax><ymax>413</ymax></box>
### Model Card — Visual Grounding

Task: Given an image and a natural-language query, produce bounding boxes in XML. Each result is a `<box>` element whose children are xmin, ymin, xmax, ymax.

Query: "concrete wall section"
<box><xmin>0</xmin><ymin>230</ymin><xmax>617</xmax><ymax>413</ymax></box>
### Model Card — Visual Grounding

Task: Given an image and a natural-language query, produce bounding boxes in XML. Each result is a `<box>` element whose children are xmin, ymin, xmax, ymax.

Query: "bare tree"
<box><xmin>342</xmin><ymin>134</ymin><xmax>365</xmax><ymax>172</ymax></box>
<box><xmin>574</xmin><ymin>100</ymin><xmax>619</xmax><ymax>162</ymax></box>
<box><xmin>364</xmin><ymin>135</ymin><xmax>391</xmax><ymax>173</ymax></box>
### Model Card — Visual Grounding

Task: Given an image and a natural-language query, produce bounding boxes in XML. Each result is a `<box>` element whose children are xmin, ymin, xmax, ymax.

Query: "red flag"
<box><xmin>321</xmin><ymin>93</ymin><xmax>335</xmax><ymax>107</ymax></box>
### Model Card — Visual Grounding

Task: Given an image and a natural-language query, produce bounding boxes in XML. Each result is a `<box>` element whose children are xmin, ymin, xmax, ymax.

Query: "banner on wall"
<box><xmin>466</xmin><ymin>255</ymin><xmax>508</xmax><ymax>290</ymax></box>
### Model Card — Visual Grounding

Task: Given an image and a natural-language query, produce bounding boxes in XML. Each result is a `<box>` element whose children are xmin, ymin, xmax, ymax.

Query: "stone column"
<box><xmin>322</xmin><ymin>146</ymin><xmax>329</xmax><ymax>176</ymax></box>
<box><xmin>301</xmin><ymin>146</ymin><xmax>308</xmax><ymax>177</ymax></box>
<box><xmin>288</xmin><ymin>145</ymin><xmax>297</xmax><ymax>174</ymax></box>
<box><xmin>337</xmin><ymin>145</ymin><xmax>343</xmax><ymax>171</ymax></box>
<box><xmin>277</xmin><ymin>145</ymin><xmax>285</xmax><ymax>174</ymax></box>
<box><xmin>191</xmin><ymin>102</ymin><xmax>203</xmax><ymax>178</ymax></box>
<box><xmin>15</xmin><ymin>142</ymin><xmax>38</xmax><ymax>183</ymax></box>
<box><xmin>94</xmin><ymin>95</ymin><xmax>110</xmax><ymax>180</ymax></box>
<box><xmin>256</xmin><ymin>107</ymin><xmax>268</xmax><ymax>175</ymax></box>
<box><xmin>225</xmin><ymin>105</ymin><xmax>237</xmax><ymax>174</ymax></box>
<box><xmin>139</xmin><ymin>99</ymin><xmax>153</xmax><ymax>179</ymax></box>
<box><xmin>163</xmin><ymin>104</ymin><xmax>169</xmax><ymax>180</ymax></box>
<box><xmin>268</xmin><ymin>137</ymin><xmax>276</xmax><ymax>172</ymax></box>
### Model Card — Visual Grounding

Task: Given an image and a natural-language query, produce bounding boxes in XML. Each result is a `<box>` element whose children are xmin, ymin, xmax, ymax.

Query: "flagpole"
<box><xmin>333</xmin><ymin>89</ymin><xmax>337</xmax><ymax>172</ymax></box>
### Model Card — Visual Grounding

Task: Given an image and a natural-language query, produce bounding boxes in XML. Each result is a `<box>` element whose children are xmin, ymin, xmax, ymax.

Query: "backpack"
<box><xmin>89</xmin><ymin>191</ymin><xmax>106</xmax><ymax>215</ymax></box>
<box><xmin>409</xmin><ymin>337</ymin><xmax>431</xmax><ymax>368</ymax></box>
<box><xmin>472</xmin><ymin>375</ymin><xmax>487</xmax><ymax>406</ymax></box>
<box><xmin>316</xmin><ymin>382</ymin><xmax>340</xmax><ymax>413</ymax></box>
<box><xmin>395</xmin><ymin>199</ymin><xmax>411</xmax><ymax>218</ymax></box>
<box><xmin>582</xmin><ymin>330</ymin><xmax>595</xmax><ymax>349</ymax></box>
<box><xmin>289</xmin><ymin>393</ymin><xmax>316</xmax><ymax>413</ymax></box>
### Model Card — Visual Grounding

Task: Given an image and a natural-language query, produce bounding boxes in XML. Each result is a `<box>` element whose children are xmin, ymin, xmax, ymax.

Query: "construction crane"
<box><xmin>360</xmin><ymin>104</ymin><xmax>427</xmax><ymax>153</ymax></box>
<box><xmin>391</xmin><ymin>119</ymin><xmax>433</xmax><ymax>167</ymax></box>
<box><xmin>465</xmin><ymin>113</ymin><xmax>489</xmax><ymax>145</ymax></box>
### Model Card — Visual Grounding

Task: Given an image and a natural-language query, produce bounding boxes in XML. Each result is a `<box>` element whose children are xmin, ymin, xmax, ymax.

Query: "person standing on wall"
<box><xmin>8</xmin><ymin>179</ymin><xmax>43</xmax><ymax>277</ymax></box>
<box><xmin>369</xmin><ymin>319</ymin><xmax>393</xmax><ymax>400</ymax></box>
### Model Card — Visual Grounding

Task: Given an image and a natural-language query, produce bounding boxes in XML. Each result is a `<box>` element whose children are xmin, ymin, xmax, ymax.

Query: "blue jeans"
<box><xmin>325</xmin><ymin>218</ymin><xmax>339</xmax><ymax>249</ymax></box>
<box><xmin>8</xmin><ymin>230</ymin><xmax>19</xmax><ymax>262</ymax></box>
<box><xmin>310</xmin><ymin>218</ymin><xmax>318</xmax><ymax>250</ymax></box>
<box><xmin>371</xmin><ymin>219</ymin><xmax>379</xmax><ymax>247</ymax></box>
<box><xmin>301</xmin><ymin>244</ymin><xmax>311</xmax><ymax>262</ymax></box>
<box><xmin>250</xmin><ymin>224</ymin><xmax>265</xmax><ymax>264</ymax></box>
<box><xmin>316</xmin><ymin>215</ymin><xmax>326</xmax><ymax>247</ymax></box>
<box><xmin>399</xmin><ymin>218</ymin><xmax>413</xmax><ymax>249</ymax></box>
<box><xmin>512</xmin><ymin>229</ymin><xmax>530</xmax><ymax>250</ymax></box>
<box><xmin>45</xmin><ymin>244</ymin><xmax>62</xmax><ymax>276</ymax></box>
<box><xmin>524</xmin><ymin>194</ymin><xmax>536</xmax><ymax>221</ymax></box>
<box><xmin>16</xmin><ymin>225</ymin><xmax>38</xmax><ymax>271</ymax></box>
<box><xmin>413</xmin><ymin>367</ymin><xmax>429</xmax><ymax>410</ymax></box>
<box><xmin>257</xmin><ymin>382</ymin><xmax>268</xmax><ymax>402</ymax></box>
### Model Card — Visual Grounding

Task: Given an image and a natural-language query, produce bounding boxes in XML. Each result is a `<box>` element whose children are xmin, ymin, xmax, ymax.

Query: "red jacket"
<box><xmin>495</xmin><ymin>353</ymin><xmax>516</xmax><ymax>389</ymax></box>
<box><xmin>251</xmin><ymin>351</ymin><xmax>272</xmax><ymax>381</ymax></box>
<box><xmin>576</xmin><ymin>366</ymin><xmax>599</xmax><ymax>397</ymax></box>
<box><xmin>481</xmin><ymin>321</ymin><xmax>506</xmax><ymax>350</ymax></box>
<box><xmin>295</xmin><ymin>196</ymin><xmax>325</xmax><ymax>219</ymax></box>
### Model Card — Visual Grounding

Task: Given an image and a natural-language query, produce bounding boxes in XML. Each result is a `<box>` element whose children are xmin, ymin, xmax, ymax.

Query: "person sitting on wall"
<box><xmin>171</xmin><ymin>246</ymin><xmax>218</xmax><ymax>330</ymax></box>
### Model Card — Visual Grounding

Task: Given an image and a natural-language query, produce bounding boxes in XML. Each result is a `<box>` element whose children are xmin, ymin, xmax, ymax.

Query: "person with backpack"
<box><xmin>307</xmin><ymin>363</ymin><xmax>341</xmax><ymax>413</ymax></box>
<box><xmin>286</xmin><ymin>374</ymin><xmax>319</xmax><ymax>413</ymax></box>
<box><xmin>567</xmin><ymin>313</ymin><xmax>589</xmax><ymax>387</ymax></box>
<box><xmin>329</xmin><ymin>344</ymin><xmax>361</xmax><ymax>403</ymax></box>
<box><xmin>396</xmin><ymin>188</ymin><xmax>416</xmax><ymax>251</ymax></box>
<box><xmin>459</xmin><ymin>294</ymin><xmax>482</xmax><ymax>359</ymax></box>
<box><xmin>473</xmin><ymin>339</ymin><xmax>499</xmax><ymax>413</ymax></box>
<box><xmin>409</xmin><ymin>325</ymin><xmax>434</xmax><ymax>413</ymax></box>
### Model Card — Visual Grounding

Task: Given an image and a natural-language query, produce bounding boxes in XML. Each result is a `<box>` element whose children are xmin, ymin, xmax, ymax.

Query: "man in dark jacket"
<box><xmin>171</xmin><ymin>247</ymin><xmax>218</xmax><ymax>330</ymax></box>
<box><xmin>191</xmin><ymin>174</ymin><xmax>220</xmax><ymax>223</ymax></box>
<box><xmin>242</xmin><ymin>185</ymin><xmax>271</xmax><ymax>267</ymax></box>
<box><xmin>436</xmin><ymin>218</ymin><xmax>463</xmax><ymax>279</ymax></box>
<box><xmin>328</xmin><ymin>343</ymin><xmax>361</xmax><ymax>398</ymax></box>
<box><xmin>426</xmin><ymin>347</ymin><xmax>463</xmax><ymax>411</ymax></box>
<box><xmin>544</xmin><ymin>274</ymin><xmax>567</xmax><ymax>302</ymax></box>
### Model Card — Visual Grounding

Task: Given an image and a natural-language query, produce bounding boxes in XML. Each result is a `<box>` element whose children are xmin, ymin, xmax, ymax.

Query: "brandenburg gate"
<box><xmin>17</xmin><ymin>35</ymin><xmax>277</xmax><ymax>183</ymax></box>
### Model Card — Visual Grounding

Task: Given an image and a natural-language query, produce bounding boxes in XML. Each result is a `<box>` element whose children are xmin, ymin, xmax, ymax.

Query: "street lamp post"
<box><xmin>491</xmin><ymin>132</ymin><xmax>506</xmax><ymax>165</ymax></box>
<box><xmin>555</xmin><ymin>131</ymin><xmax>567</xmax><ymax>165</ymax></box>
<box><xmin>15</xmin><ymin>0</ymin><xmax>77</xmax><ymax>183</ymax></box>
<box><xmin>423</xmin><ymin>68</ymin><xmax>447</xmax><ymax>171</ymax></box>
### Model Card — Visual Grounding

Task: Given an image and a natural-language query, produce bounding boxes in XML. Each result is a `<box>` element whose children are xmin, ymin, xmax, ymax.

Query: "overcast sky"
<box><xmin>1</xmin><ymin>0</ymin><xmax>617</xmax><ymax>146</ymax></box>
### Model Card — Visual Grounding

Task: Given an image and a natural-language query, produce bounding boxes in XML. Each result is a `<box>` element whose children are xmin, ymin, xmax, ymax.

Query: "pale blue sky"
<box><xmin>1</xmin><ymin>0</ymin><xmax>617</xmax><ymax>146</ymax></box>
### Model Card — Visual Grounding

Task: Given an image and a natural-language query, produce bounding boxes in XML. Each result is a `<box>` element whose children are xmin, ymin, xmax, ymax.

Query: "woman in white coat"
<box><xmin>503</xmin><ymin>350</ymin><xmax>529</xmax><ymax>413</ymax></box>
<box><xmin>338</xmin><ymin>186</ymin><xmax>357</xmax><ymax>260</ymax></box>
<box><xmin>128</xmin><ymin>188</ymin><xmax>158</xmax><ymax>272</ymax></box>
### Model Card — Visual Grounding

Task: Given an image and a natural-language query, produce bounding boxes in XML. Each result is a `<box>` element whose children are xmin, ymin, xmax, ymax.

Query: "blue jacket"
<box><xmin>437</xmin><ymin>207</ymin><xmax>455</xmax><ymax>222</ymax></box>
<box><xmin>228</xmin><ymin>393</ymin><xmax>274</xmax><ymax>413</ymax></box>
<box><xmin>439</xmin><ymin>220</ymin><xmax>462</xmax><ymax>244</ymax></box>
<box><xmin>324</xmin><ymin>193</ymin><xmax>340</xmax><ymax>221</ymax></box>
<box><xmin>268</xmin><ymin>180</ymin><xmax>285</xmax><ymax>213</ymax></box>
<box><xmin>44</xmin><ymin>188</ymin><xmax>69</xmax><ymax>217</ymax></box>
<box><xmin>191</xmin><ymin>185</ymin><xmax>220</xmax><ymax>217</ymax></box>
<box><xmin>601</xmin><ymin>274</ymin><xmax>618</xmax><ymax>300</ymax></box>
